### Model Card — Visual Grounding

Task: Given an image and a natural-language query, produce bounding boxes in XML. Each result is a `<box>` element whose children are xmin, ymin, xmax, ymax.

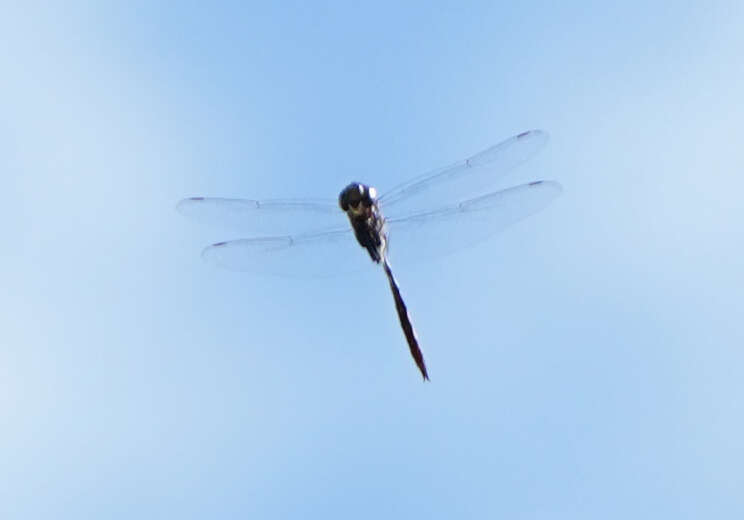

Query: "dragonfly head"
<box><xmin>339</xmin><ymin>183</ymin><xmax>378</xmax><ymax>215</ymax></box>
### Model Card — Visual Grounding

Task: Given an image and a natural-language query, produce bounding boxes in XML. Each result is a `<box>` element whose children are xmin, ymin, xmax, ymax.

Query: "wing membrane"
<box><xmin>200</xmin><ymin>227</ymin><xmax>371</xmax><ymax>278</ymax></box>
<box><xmin>380</xmin><ymin>130</ymin><xmax>548</xmax><ymax>218</ymax></box>
<box><xmin>176</xmin><ymin>197</ymin><xmax>340</xmax><ymax>235</ymax></box>
<box><xmin>384</xmin><ymin>180</ymin><xmax>561</xmax><ymax>265</ymax></box>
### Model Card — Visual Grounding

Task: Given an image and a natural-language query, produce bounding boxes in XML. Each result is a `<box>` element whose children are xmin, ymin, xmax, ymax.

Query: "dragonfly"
<box><xmin>177</xmin><ymin>129</ymin><xmax>562</xmax><ymax>381</ymax></box>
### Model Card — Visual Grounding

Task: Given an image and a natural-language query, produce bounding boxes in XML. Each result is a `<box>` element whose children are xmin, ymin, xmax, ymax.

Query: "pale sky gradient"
<box><xmin>2</xmin><ymin>2</ymin><xmax>743</xmax><ymax>518</ymax></box>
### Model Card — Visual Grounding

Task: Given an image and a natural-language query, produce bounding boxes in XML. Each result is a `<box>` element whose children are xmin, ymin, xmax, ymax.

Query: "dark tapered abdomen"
<box><xmin>383</xmin><ymin>259</ymin><xmax>429</xmax><ymax>381</ymax></box>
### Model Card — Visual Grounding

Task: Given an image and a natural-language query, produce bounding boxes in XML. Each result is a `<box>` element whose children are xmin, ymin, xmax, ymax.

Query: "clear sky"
<box><xmin>2</xmin><ymin>2</ymin><xmax>743</xmax><ymax>518</ymax></box>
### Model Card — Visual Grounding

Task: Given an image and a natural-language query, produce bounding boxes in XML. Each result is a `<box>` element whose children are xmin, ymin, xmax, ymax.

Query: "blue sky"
<box><xmin>2</xmin><ymin>2</ymin><xmax>743</xmax><ymax>518</ymax></box>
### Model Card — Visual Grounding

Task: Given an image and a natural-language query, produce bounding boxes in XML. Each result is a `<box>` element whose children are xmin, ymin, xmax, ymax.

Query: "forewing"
<box><xmin>176</xmin><ymin>197</ymin><xmax>341</xmax><ymax>235</ymax></box>
<box><xmin>380</xmin><ymin>130</ymin><xmax>548</xmax><ymax>217</ymax></box>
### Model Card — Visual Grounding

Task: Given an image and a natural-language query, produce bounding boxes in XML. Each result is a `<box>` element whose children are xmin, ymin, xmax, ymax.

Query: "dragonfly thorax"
<box><xmin>339</xmin><ymin>182</ymin><xmax>386</xmax><ymax>263</ymax></box>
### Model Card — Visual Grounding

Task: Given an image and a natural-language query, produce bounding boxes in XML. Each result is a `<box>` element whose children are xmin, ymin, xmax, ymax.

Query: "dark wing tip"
<box><xmin>213</xmin><ymin>241</ymin><xmax>228</xmax><ymax>247</ymax></box>
<box><xmin>175</xmin><ymin>196</ymin><xmax>206</xmax><ymax>214</ymax></box>
<box><xmin>516</xmin><ymin>129</ymin><xmax>550</xmax><ymax>142</ymax></box>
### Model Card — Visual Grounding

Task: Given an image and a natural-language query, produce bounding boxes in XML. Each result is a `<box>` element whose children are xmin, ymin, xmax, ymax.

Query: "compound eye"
<box><xmin>361</xmin><ymin>186</ymin><xmax>377</xmax><ymax>207</ymax></box>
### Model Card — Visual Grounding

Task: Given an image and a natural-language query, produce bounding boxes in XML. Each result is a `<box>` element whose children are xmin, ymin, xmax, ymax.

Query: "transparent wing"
<box><xmin>380</xmin><ymin>130</ymin><xmax>548</xmax><ymax>218</ymax></box>
<box><xmin>176</xmin><ymin>197</ymin><xmax>341</xmax><ymax>235</ymax></box>
<box><xmin>200</xmin><ymin>227</ymin><xmax>373</xmax><ymax>278</ymax></box>
<box><xmin>384</xmin><ymin>180</ymin><xmax>562</xmax><ymax>266</ymax></box>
